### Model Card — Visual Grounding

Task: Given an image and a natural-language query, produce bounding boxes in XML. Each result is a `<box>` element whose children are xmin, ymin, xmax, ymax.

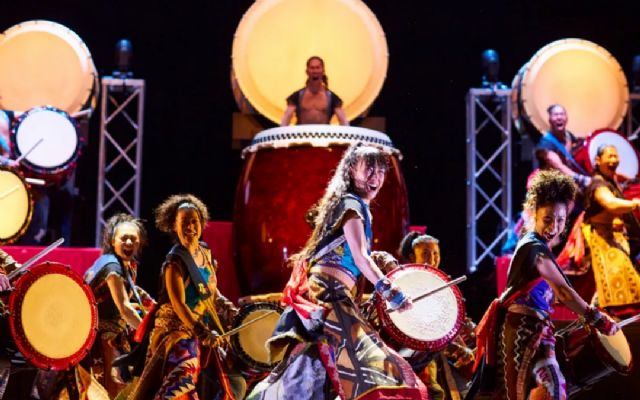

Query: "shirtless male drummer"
<box><xmin>281</xmin><ymin>56</ymin><xmax>349</xmax><ymax>125</ymax></box>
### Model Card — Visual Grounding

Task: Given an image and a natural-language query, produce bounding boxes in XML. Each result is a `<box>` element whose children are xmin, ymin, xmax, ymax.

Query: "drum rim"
<box><xmin>0</xmin><ymin>166</ymin><xmax>34</xmax><ymax>244</ymax></box>
<box><xmin>230</xmin><ymin>301</ymin><xmax>284</xmax><ymax>371</ymax></box>
<box><xmin>375</xmin><ymin>263</ymin><xmax>466</xmax><ymax>352</ymax></box>
<box><xmin>592</xmin><ymin>330</ymin><xmax>634</xmax><ymax>374</ymax></box>
<box><xmin>11</xmin><ymin>106</ymin><xmax>83</xmax><ymax>179</ymax></box>
<box><xmin>517</xmin><ymin>38</ymin><xmax>628</xmax><ymax>136</ymax></box>
<box><xmin>8</xmin><ymin>262</ymin><xmax>98</xmax><ymax>370</ymax></box>
<box><xmin>0</xmin><ymin>19</ymin><xmax>99</xmax><ymax>113</ymax></box>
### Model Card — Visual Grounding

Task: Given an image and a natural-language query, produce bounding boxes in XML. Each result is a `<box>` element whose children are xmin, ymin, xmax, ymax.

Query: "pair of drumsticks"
<box><xmin>0</xmin><ymin>138</ymin><xmax>46</xmax><ymax>200</ymax></box>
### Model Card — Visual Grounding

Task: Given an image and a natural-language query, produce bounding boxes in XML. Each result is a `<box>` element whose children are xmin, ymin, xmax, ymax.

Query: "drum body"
<box><xmin>0</xmin><ymin>20</ymin><xmax>98</xmax><ymax>113</ymax></box>
<box><xmin>556</xmin><ymin>325</ymin><xmax>633</xmax><ymax>396</ymax></box>
<box><xmin>9</xmin><ymin>262</ymin><xmax>98</xmax><ymax>370</ymax></box>
<box><xmin>375</xmin><ymin>264</ymin><xmax>465</xmax><ymax>352</ymax></box>
<box><xmin>230</xmin><ymin>302</ymin><xmax>284</xmax><ymax>373</ymax></box>
<box><xmin>0</xmin><ymin>166</ymin><xmax>33</xmax><ymax>244</ymax></box>
<box><xmin>231</xmin><ymin>0</ymin><xmax>388</xmax><ymax>124</ymax></box>
<box><xmin>512</xmin><ymin>39</ymin><xmax>628</xmax><ymax>138</ymax></box>
<box><xmin>233</xmin><ymin>126</ymin><xmax>409</xmax><ymax>295</ymax></box>
<box><xmin>11</xmin><ymin>106</ymin><xmax>81</xmax><ymax>186</ymax></box>
<box><xmin>573</xmin><ymin>129</ymin><xmax>639</xmax><ymax>179</ymax></box>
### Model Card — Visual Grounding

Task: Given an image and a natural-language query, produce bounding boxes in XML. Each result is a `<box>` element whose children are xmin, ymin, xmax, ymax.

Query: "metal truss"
<box><xmin>95</xmin><ymin>77</ymin><xmax>145</xmax><ymax>246</ymax></box>
<box><xmin>624</xmin><ymin>93</ymin><xmax>640</xmax><ymax>140</ymax></box>
<box><xmin>466</xmin><ymin>88</ymin><xmax>513</xmax><ymax>273</ymax></box>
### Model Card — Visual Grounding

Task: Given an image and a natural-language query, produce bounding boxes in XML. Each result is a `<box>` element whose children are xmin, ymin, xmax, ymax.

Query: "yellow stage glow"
<box><xmin>516</xmin><ymin>39</ymin><xmax>628</xmax><ymax>137</ymax></box>
<box><xmin>232</xmin><ymin>0</ymin><xmax>388</xmax><ymax>124</ymax></box>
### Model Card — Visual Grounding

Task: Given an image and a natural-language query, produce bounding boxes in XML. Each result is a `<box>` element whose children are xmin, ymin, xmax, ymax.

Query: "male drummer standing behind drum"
<box><xmin>535</xmin><ymin>104</ymin><xmax>591</xmax><ymax>188</ymax></box>
<box><xmin>281</xmin><ymin>56</ymin><xmax>349</xmax><ymax>125</ymax></box>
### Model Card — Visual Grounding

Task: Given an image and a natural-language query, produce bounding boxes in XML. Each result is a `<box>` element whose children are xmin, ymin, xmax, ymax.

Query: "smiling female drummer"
<box><xmin>248</xmin><ymin>143</ymin><xmax>427</xmax><ymax>400</ymax></box>
<box><xmin>473</xmin><ymin>170</ymin><xmax>619</xmax><ymax>400</ymax></box>
<box><xmin>82</xmin><ymin>213</ymin><xmax>155</xmax><ymax>397</ymax></box>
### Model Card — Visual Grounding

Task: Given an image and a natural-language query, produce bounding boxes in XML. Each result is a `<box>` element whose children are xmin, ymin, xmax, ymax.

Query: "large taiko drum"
<box><xmin>0</xmin><ymin>165</ymin><xmax>33</xmax><ymax>244</ymax></box>
<box><xmin>573</xmin><ymin>129</ymin><xmax>639</xmax><ymax>179</ymax></box>
<box><xmin>512</xmin><ymin>39</ymin><xmax>628</xmax><ymax>137</ymax></box>
<box><xmin>375</xmin><ymin>264</ymin><xmax>466</xmax><ymax>352</ymax></box>
<box><xmin>0</xmin><ymin>20</ymin><xmax>98</xmax><ymax>113</ymax></box>
<box><xmin>233</xmin><ymin>126</ymin><xmax>409</xmax><ymax>295</ymax></box>
<box><xmin>556</xmin><ymin>323</ymin><xmax>633</xmax><ymax>396</ymax></box>
<box><xmin>231</xmin><ymin>0</ymin><xmax>388</xmax><ymax>124</ymax></box>
<box><xmin>8</xmin><ymin>262</ymin><xmax>98</xmax><ymax>370</ymax></box>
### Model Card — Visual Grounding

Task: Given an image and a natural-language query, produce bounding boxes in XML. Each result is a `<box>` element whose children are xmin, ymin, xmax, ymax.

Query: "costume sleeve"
<box><xmin>327</xmin><ymin>195</ymin><xmax>367</xmax><ymax>235</ymax></box>
<box><xmin>286</xmin><ymin>91</ymin><xmax>298</xmax><ymax>106</ymax></box>
<box><xmin>331</xmin><ymin>91</ymin><xmax>343</xmax><ymax>109</ymax></box>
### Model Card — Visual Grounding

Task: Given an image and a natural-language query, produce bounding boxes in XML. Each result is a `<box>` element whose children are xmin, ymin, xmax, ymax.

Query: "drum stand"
<box><xmin>94</xmin><ymin>77</ymin><xmax>145</xmax><ymax>246</ymax></box>
<box><xmin>465</xmin><ymin>88</ymin><xmax>513</xmax><ymax>273</ymax></box>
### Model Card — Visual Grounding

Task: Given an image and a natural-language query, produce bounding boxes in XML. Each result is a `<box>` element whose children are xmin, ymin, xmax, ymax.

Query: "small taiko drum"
<box><xmin>375</xmin><ymin>264</ymin><xmax>466</xmax><ymax>352</ymax></box>
<box><xmin>556</xmin><ymin>324</ymin><xmax>633</xmax><ymax>396</ymax></box>
<box><xmin>511</xmin><ymin>39</ymin><xmax>628</xmax><ymax>137</ymax></box>
<box><xmin>233</xmin><ymin>126</ymin><xmax>409</xmax><ymax>295</ymax></box>
<box><xmin>0</xmin><ymin>165</ymin><xmax>33</xmax><ymax>244</ymax></box>
<box><xmin>0</xmin><ymin>20</ymin><xmax>98</xmax><ymax>113</ymax></box>
<box><xmin>573</xmin><ymin>129</ymin><xmax>639</xmax><ymax>179</ymax></box>
<box><xmin>11</xmin><ymin>106</ymin><xmax>82</xmax><ymax>186</ymax></box>
<box><xmin>8</xmin><ymin>262</ymin><xmax>97</xmax><ymax>370</ymax></box>
<box><xmin>230</xmin><ymin>302</ymin><xmax>284</xmax><ymax>373</ymax></box>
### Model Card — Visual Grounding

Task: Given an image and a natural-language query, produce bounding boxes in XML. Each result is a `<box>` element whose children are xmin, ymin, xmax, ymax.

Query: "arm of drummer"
<box><xmin>535</xmin><ymin>253</ymin><xmax>589</xmax><ymax>315</ymax></box>
<box><xmin>0</xmin><ymin>250</ymin><xmax>19</xmax><ymax>291</ymax></box>
<box><xmin>280</xmin><ymin>105</ymin><xmax>296</xmax><ymax>126</ymax></box>
<box><xmin>165</xmin><ymin>262</ymin><xmax>200</xmax><ymax>330</ymax></box>
<box><xmin>335</xmin><ymin>106</ymin><xmax>349</xmax><ymax>126</ymax></box>
<box><xmin>543</xmin><ymin>151</ymin><xmax>587</xmax><ymax>181</ymax></box>
<box><xmin>594</xmin><ymin>186</ymin><xmax>640</xmax><ymax>215</ymax></box>
<box><xmin>106</xmin><ymin>274</ymin><xmax>142</xmax><ymax>329</ymax></box>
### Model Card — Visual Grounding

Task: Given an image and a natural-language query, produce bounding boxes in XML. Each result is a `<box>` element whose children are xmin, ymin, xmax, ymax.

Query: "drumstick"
<box><xmin>0</xmin><ymin>184</ymin><xmax>20</xmax><ymax>200</ymax></box>
<box><xmin>15</xmin><ymin>137</ymin><xmax>44</xmax><ymax>163</ymax></box>
<box><xmin>218</xmin><ymin>310</ymin><xmax>278</xmax><ymax>338</ymax></box>
<box><xmin>618</xmin><ymin>313</ymin><xmax>640</xmax><ymax>328</ymax></box>
<box><xmin>386</xmin><ymin>275</ymin><xmax>467</xmax><ymax>314</ymax></box>
<box><xmin>25</xmin><ymin>177</ymin><xmax>46</xmax><ymax>186</ymax></box>
<box><xmin>7</xmin><ymin>238</ymin><xmax>64</xmax><ymax>280</ymax></box>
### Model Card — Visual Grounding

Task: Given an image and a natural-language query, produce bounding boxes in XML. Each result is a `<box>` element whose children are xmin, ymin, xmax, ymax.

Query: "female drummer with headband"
<box><xmin>129</xmin><ymin>194</ymin><xmax>245</xmax><ymax>400</ymax></box>
<box><xmin>248</xmin><ymin>143</ymin><xmax>427</xmax><ymax>399</ymax></box>
<box><xmin>81</xmin><ymin>213</ymin><xmax>154</xmax><ymax>397</ymax></box>
<box><xmin>473</xmin><ymin>170</ymin><xmax>619</xmax><ymax>400</ymax></box>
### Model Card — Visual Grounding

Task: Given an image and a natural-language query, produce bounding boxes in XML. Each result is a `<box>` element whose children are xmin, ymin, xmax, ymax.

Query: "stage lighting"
<box><xmin>632</xmin><ymin>55</ymin><xmax>640</xmax><ymax>92</ymax></box>
<box><xmin>113</xmin><ymin>39</ymin><xmax>133</xmax><ymax>79</ymax></box>
<box><xmin>481</xmin><ymin>49</ymin><xmax>507</xmax><ymax>89</ymax></box>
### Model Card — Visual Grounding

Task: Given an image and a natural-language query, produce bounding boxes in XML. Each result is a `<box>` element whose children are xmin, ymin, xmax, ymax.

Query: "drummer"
<box><xmin>535</xmin><ymin>104</ymin><xmax>591</xmax><ymax>189</ymax></box>
<box><xmin>473</xmin><ymin>170</ymin><xmax>619</xmax><ymax>400</ymax></box>
<box><xmin>280</xmin><ymin>56</ymin><xmax>349</xmax><ymax>126</ymax></box>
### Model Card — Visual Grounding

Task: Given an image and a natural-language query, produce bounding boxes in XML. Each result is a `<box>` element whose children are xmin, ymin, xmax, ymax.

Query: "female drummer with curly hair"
<box><xmin>83</xmin><ymin>212</ymin><xmax>153</xmax><ymax>397</ymax></box>
<box><xmin>473</xmin><ymin>170</ymin><xmax>619</xmax><ymax>400</ymax></box>
<box><xmin>129</xmin><ymin>194</ymin><xmax>244</xmax><ymax>400</ymax></box>
<box><xmin>248</xmin><ymin>143</ymin><xmax>427</xmax><ymax>399</ymax></box>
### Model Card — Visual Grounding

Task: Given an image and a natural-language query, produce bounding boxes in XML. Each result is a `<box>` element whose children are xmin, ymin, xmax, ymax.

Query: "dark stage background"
<box><xmin>3</xmin><ymin>0</ymin><xmax>640</xmax><ymax>320</ymax></box>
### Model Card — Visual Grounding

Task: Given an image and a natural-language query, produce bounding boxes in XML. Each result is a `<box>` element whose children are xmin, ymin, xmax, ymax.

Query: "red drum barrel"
<box><xmin>233</xmin><ymin>126</ymin><xmax>409</xmax><ymax>295</ymax></box>
<box><xmin>556</xmin><ymin>323</ymin><xmax>633</xmax><ymax>396</ymax></box>
<box><xmin>573</xmin><ymin>128</ymin><xmax>639</xmax><ymax>179</ymax></box>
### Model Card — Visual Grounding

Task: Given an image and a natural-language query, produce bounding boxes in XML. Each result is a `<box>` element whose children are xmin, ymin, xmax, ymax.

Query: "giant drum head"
<box><xmin>9</xmin><ymin>262</ymin><xmax>97</xmax><ymax>370</ymax></box>
<box><xmin>0</xmin><ymin>20</ymin><xmax>98</xmax><ymax>113</ymax></box>
<box><xmin>512</xmin><ymin>39</ymin><xmax>628</xmax><ymax>137</ymax></box>
<box><xmin>231</xmin><ymin>0</ymin><xmax>388</xmax><ymax>124</ymax></box>
<box><xmin>233</xmin><ymin>126</ymin><xmax>409</xmax><ymax>295</ymax></box>
<box><xmin>0</xmin><ymin>166</ymin><xmax>33</xmax><ymax>244</ymax></box>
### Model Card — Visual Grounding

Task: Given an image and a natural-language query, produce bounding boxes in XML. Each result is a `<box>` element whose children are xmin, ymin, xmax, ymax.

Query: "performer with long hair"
<box><xmin>248</xmin><ymin>143</ymin><xmax>427</xmax><ymax>399</ymax></box>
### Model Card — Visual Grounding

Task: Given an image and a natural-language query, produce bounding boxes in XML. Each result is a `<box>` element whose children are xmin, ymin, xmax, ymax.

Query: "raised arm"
<box><xmin>594</xmin><ymin>186</ymin><xmax>640</xmax><ymax>215</ymax></box>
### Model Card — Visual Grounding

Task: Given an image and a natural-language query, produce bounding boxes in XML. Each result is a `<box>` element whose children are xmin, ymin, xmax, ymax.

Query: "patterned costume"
<box><xmin>475</xmin><ymin>232</ymin><xmax>569</xmax><ymax>400</ymax></box>
<box><xmin>248</xmin><ymin>193</ymin><xmax>428</xmax><ymax>400</ymax></box>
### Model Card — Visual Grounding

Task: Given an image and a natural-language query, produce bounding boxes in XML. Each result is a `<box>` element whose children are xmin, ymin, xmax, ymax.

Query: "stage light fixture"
<box><xmin>481</xmin><ymin>48</ymin><xmax>506</xmax><ymax>89</ymax></box>
<box><xmin>113</xmin><ymin>39</ymin><xmax>133</xmax><ymax>79</ymax></box>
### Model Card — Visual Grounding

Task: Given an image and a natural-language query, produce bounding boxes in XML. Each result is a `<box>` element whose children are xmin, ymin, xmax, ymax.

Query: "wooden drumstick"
<box><xmin>15</xmin><ymin>137</ymin><xmax>44</xmax><ymax>163</ymax></box>
<box><xmin>25</xmin><ymin>177</ymin><xmax>46</xmax><ymax>186</ymax></box>
<box><xmin>386</xmin><ymin>275</ymin><xmax>467</xmax><ymax>314</ymax></box>
<box><xmin>7</xmin><ymin>238</ymin><xmax>64</xmax><ymax>280</ymax></box>
<box><xmin>218</xmin><ymin>310</ymin><xmax>278</xmax><ymax>338</ymax></box>
<box><xmin>0</xmin><ymin>184</ymin><xmax>20</xmax><ymax>200</ymax></box>
<box><xmin>618</xmin><ymin>313</ymin><xmax>640</xmax><ymax>328</ymax></box>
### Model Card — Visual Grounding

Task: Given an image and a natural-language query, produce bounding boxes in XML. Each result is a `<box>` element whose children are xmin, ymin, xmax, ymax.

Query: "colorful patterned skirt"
<box><xmin>248</xmin><ymin>271</ymin><xmax>428</xmax><ymax>400</ymax></box>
